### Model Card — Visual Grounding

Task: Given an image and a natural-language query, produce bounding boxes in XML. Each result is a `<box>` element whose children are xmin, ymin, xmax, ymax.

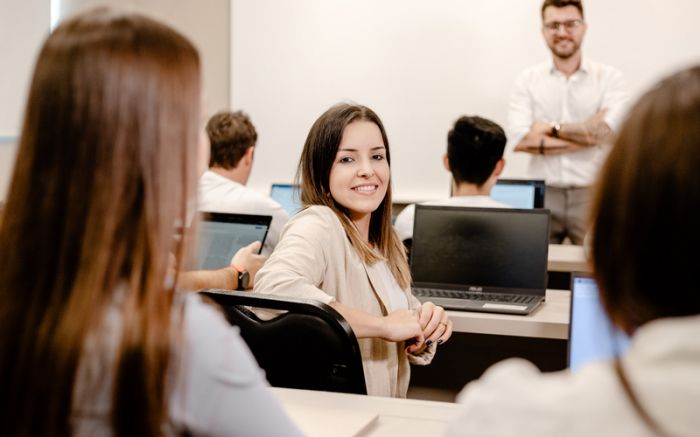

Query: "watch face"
<box><xmin>238</xmin><ymin>270</ymin><xmax>250</xmax><ymax>290</ymax></box>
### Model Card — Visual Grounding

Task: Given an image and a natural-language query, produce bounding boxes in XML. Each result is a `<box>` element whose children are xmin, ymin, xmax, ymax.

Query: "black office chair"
<box><xmin>199</xmin><ymin>289</ymin><xmax>367</xmax><ymax>395</ymax></box>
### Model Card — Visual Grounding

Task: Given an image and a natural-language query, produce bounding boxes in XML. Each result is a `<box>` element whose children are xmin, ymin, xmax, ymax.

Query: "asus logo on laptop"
<box><xmin>468</xmin><ymin>286</ymin><xmax>483</xmax><ymax>292</ymax></box>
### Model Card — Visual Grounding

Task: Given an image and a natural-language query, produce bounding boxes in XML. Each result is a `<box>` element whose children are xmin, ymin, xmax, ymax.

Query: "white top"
<box><xmin>394</xmin><ymin>196</ymin><xmax>510</xmax><ymax>241</ymax></box>
<box><xmin>72</xmin><ymin>292</ymin><xmax>302</xmax><ymax>436</ymax></box>
<box><xmin>371</xmin><ymin>260</ymin><xmax>408</xmax><ymax>312</ymax></box>
<box><xmin>507</xmin><ymin>59</ymin><xmax>628</xmax><ymax>187</ymax></box>
<box><xmin>446</xmin><ymin>315</ymin><xmax>700</xmax><ymax>437</ymax></box>
<box><xmin>198</xmin><ymin>170</ymin><xmax>289</xmax><ymax>256</ymax></box>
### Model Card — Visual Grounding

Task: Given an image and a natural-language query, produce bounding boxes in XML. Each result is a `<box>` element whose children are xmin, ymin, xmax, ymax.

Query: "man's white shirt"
<box><xmin>198</xmin><ymin>170</ymin><xmax>289</xmax><ymax>256</ymax></box>
<box><xmin>507</xmin><ymin>58</ymin><xmax>628</xmax><ymax>187</ymax></box>
<box><xmin>394</xmin><ymin>195</ymin><xmax>510</xmax><ymax>242</ymax></box>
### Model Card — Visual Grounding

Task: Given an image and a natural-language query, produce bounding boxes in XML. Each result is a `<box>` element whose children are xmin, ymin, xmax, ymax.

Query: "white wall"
<box><xmin>60</xmin><ymin>0</ymin><xmax>231</xmax><ymax>114</ymax></box>
<box><xmin>0</xmin><ymin>0</ymin><xmax>230</xmax><ymax>201</ymax></box>
<box><xmin>3</xmin><ymin>1</ymin><xmax>700</xmax><ymax>202</ymax></box>
<box><xmin>232</xmin><ymin>0</ymin><xmax>700</xmax><ymax>201</ymax></box>
<box><xmin>0</xmin><ymin>0</ymin><xmax>50</xmax><ymax>200</ymax></box>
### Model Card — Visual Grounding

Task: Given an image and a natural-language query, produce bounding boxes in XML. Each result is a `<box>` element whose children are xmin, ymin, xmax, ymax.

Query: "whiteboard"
<box><xmin>231</xmin><ymin>0</ymin><xmax>700</xmax><ymax>201</ymax></box>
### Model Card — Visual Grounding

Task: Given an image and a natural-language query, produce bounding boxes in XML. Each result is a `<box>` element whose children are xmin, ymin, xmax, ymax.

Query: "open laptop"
<box><xmin>568</xmin><ymin>273</ymin><xmax>631</xmax><ymax>371</ymax></box>
<box><xmin>270</xmin><ymin>183</ymin><xmax>303</xmax><ymax>216</ymax></box>
<box><xmin>196</xmin><ymin>212</ymin><xmax>271</xmax><ymax>270</ymax></box>
<box><xmin>491</xmin><ymin>179</ymin><xmax>546</xmax><ymax>209</ymax></box>
<box><xmin>411</xmin><ymin>205</ymin><xmax>550</xmax><ymax>315</ymax></box>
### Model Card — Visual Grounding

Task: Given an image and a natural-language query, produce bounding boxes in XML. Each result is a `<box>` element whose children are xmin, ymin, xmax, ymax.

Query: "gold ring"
<box><xmin>439</xmin><ymin>321</ymin><xmax>447</xmax><ymax>327</ymax></box>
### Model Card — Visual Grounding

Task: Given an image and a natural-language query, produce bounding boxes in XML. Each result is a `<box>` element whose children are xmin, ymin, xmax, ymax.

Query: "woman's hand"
<box><xmin>230</xmin><ymin>241</ymin><xmax>266</xmax><ymax>287</ymax></box>
<box><xmin>416</xmin><ymin>301</ymin><xmax>452</xmax><ymax>348</ymax></box>
<box><xmin>380</xmin><ymin>309</ymin><xmax>425</xmax><ymax>347</ymax></box>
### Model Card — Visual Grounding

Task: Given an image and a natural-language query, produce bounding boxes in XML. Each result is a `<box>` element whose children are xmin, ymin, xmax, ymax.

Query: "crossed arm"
<box><xmin>514</xmin><ymin>109</ymin><xmax>614</xmax><ymax>155</ymax></box>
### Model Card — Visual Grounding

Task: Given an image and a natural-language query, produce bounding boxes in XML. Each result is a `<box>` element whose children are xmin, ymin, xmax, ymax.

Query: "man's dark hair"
<box><xmin>206</xmin><ymin>110</ymin><xmax>258</xmax><ymax>169</ymax></box>
<box><xmin>541</xmin><ymin>0</ymin><xmax>584</xmax><ymax>19</ymax></box>
<box><xmin>447</xmin><ymin>116</ymin><xmax>506</xmax><ymax>187</ymax></box>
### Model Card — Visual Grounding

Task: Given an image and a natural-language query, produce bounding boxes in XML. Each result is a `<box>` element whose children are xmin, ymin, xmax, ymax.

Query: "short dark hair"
<box><xmin>447</xmin><ymin>116</ymin><xmax>506</xmax><ymax>187</ymax></box>
<box><xmin>591</xmin><ymin>65</ymin><xmax>700</xmax><ymax>333</ymax></box>
<box><xmin>206</xmin><ymin>110</ymin><xmax>258</xmax><ymax>169</ymax></box>
<box><xmin>541</xmin><ymin>0</ymin><xmax>584</xmax><ymax>19</ymax></box>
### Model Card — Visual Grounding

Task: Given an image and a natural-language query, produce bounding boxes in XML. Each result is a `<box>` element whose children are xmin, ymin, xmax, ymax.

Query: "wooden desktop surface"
<box><xmin>448</xmin><ymin>289</ymin><xmax>570</xmax><ymax>340</ymax></box>
<box><xmin>548</xmin><ymin>243</ymin><xmax>589</xmax><ymax>272</ymax></box>
<box><xmin>273</xmin><ymin>387</ymin><xmax>460</xmax><ymax>437</ymax></box>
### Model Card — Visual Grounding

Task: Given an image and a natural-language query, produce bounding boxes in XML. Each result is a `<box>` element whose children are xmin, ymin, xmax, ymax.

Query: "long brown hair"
<box><xmin>590</xmin><ymin>65</ymin><xmax>700</xmax><ymax>333</ymax></box>
<box><xmin>0</xmin><ymin>9</ymin><xmax>201</xmax><ymax>436</ymax></box>
<box><xmin>296</xmin><ymin>103</ymin><xmax>410</xmax><ymax>289</ymax></box>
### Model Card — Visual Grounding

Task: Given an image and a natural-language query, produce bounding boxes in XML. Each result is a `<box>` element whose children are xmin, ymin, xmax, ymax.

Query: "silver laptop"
<box><xmin>568</xmin><ymin>273</ymin><xmax>631</xmax><ymax>371</ymax></box>
<box><xmin>270</xmin><ymin>183</ymin><xmax>303</xmax><ymax>216</ymax></box>
<box><xmin>491</xmin><ymin>179</ymin><xmax>546</xmax><ymax>209</ymax></box>
<box><xmin>411</xmin><ymin>205</ymin><xmax>550</xmax><ymax>315</ymax></box>
<box><xmin>196</xmin><ymin>212</ymin><xmax>271</xmax><ymax>270</ymax></box>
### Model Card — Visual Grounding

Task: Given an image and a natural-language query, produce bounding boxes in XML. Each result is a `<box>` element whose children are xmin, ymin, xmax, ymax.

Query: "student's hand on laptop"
<box><xmin>417</xmin><ymin>302</ymin><xmax>452</xmax><ymax>347</ymax></box>
<box><xmin>230</xmin><ymin>241</ymin><xmax>266</xmax><ymax>288</ymax></box>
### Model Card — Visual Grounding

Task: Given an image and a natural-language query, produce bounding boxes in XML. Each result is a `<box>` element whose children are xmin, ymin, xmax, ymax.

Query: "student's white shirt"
<box><xmin>198</xmin><ymin>170</ymin><xmax>289</xmax><ymax>256</ymax></box>
<box><xmin>446</xmin><ymin>315</ymin><xmax>700</xmax><ymax>437</ymax></box>
<box><xmin>394</xmin><ymin>196</ymin><xmax>510</xmax><ymax>241</ymax></box>
<box><xmin>507</xmin><ymin>58</ymin><xmax>628</xmax><ymax>187</ymax></box>
<box><xmin>372</xmin><ymin>260</ymin><xmax>408</xmax><ymax>312</ymax></box>
<box><xmin>72</xmin><ymin>292</ymin><xmax>302</xmax><ymax>436</ymax></box>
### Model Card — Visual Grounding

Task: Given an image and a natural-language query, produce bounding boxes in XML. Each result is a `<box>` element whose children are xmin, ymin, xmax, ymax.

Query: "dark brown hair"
<box><xmin>207</xmin><ymin>110</ymin><xmax>258</xmax><ymax>169</ymax></box>
<box><xmin>447</xmin><ymin>115</ymin><xmax>506</xmax><ymax>187</ymax></box>
<box><xmin>541</xmin><ymin>0</ymin><xmax>584</xmax><ymax>19</ymax></box>
<box><xmin>296</xmin><ymin>103</ymin><xmax>410</xmax><ymax>289</ymax></box>
<box><xmin>0</xmin><ymin>8</ymin><xmax>201</xmax><ymax>436</ymax></box>
<box><xmin>590</xmin><ymin>65</ymin><xmax>700</xmax><ymax>333</ymax></box>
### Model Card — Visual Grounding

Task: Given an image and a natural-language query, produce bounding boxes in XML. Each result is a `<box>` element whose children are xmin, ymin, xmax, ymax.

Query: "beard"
<box><xmin>548</xmin><ymin>36</ymin><xmax>581</xmax><ymax>60</ymax></box>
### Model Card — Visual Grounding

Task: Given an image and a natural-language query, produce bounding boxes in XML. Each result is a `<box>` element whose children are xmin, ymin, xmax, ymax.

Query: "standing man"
<box><xmin>199</xmin><ymin>111</ymin><xmax>289</xmax><ymax>256</ymax></box>
<box><xmin>508</xmin><ymin>0</ymin><xmax>627</xmax><ymax>244</ymax></box>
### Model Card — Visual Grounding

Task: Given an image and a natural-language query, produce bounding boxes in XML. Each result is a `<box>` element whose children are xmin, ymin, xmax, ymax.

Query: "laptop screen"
<box><xmin>491</xmin><ymin>179</ymin><xmax>546</xmax><ymax>209</ymax></box>
<box><xmin>196</xmin><ymin>212</ymin><xmax>271</xmax><ymax>270</ymax></box>
<box><xmin>568</xmin><ymin>274</ymin><xmax>631</xmax><ymax>371</ymax></box>
<box><xmin>411</xmin><ymin>206</ymin><xmax>550</xmax><ymax>294</ymax></box>
<box><xmin>270</xmin><ymin>183</ymin><xmax>303</xmax><ymax>216</ymax></box>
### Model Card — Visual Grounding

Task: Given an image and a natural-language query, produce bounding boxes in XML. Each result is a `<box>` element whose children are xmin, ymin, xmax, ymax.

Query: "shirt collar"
<box><xmin>548</xmin><ymin>57</ymin><xmax>590</xmax><ymax>76</ymax></box>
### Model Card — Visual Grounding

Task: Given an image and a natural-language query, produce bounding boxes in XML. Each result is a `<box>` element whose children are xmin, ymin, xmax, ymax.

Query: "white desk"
<box><xmin>448</xmin><ymin>289</ymin><xmax>570</xmax><ymax>339</ymax></box>
<box><xmin>273</xmin><ymin>387</ymin><xmax>460</xmax><ymax>437</ymax></box>
<box><xmin>548</xmin><ymin>243</ymin><xmax>590</xmax><ymax>272</ymax></box>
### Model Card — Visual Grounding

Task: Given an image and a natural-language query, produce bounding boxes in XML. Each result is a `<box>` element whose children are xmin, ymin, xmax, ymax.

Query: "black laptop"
<box><xmin>196</xmin><ymin>212</ymin><xmax>271</xmax><ymax>270</ymax></box>
<box><xmin>568</xmin><ymin>273</ymin><xmax>631</xmax><ymax>371</ymax></box>
<box><xmin>410</xmin><ymin>205</ymin><xmax>550</xmax><ymax>315</ymax></box>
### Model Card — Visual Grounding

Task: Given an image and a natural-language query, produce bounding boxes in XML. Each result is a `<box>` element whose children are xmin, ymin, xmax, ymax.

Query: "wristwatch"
<box><xmin>232</xmin><ymin>264</ymin><xmax>250</xmax><ymax>290</ymax></box>
<box><xmin>551</xmin><ymin>122</ymin><xmax>561</xmax><ymax>138</ymax></box>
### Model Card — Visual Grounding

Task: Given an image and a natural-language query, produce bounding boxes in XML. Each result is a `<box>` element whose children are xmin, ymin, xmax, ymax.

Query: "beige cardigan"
<box><xmin>254</xmin><ymin>205</ymin><xmax>435</xmax><ymax>397</ymax></box>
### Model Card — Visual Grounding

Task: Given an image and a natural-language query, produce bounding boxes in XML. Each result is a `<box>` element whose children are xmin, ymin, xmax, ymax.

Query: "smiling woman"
<box><xmin>253</xmin><ymin>103</ymin><xmax>453</xmax><ymax>397</ymax></box>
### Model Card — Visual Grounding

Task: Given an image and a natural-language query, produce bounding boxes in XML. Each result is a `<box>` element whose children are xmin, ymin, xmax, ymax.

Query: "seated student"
<box><xmin>0</xmin><ymin>9</ymin><xmax>300</xmax><ymax>435</ymax></box>
<box><xmin>446</xmin><ymin>66</ymin><xmax>700</xmax><ymax>436</ymax></box>
<box><xmin>199</xmin><ymin>110</ymin><xmax>289</xmax><ymax>256</ymax></box>
<box><xmin>254</xmin><ymin>103</ymin><xmax>452</xmax><ymax>398</ymax></box>
<box><xmin>393</xmin><ymin>115</ymin><xmax>510</xmax><ymax>242</ymax></box>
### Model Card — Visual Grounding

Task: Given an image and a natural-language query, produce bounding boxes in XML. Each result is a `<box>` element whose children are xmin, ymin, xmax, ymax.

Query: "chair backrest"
<box><xmin>199</xmin><ymin>289</ymin><xmax>367</xmax><ymax>395</ymax></box>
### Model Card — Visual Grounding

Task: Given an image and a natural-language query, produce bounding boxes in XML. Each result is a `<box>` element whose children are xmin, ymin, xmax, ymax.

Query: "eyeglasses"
<box><xmin>543</xmin><ymin>19</ymin><xmax>584</xmax><ymax>32</ymax></box>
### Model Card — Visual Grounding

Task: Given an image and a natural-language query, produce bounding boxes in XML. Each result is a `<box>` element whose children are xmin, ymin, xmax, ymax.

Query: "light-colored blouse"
<box><xmin>72</xmin><ymin>292</ymin><xmax>302</xmax><ymax>436</ymax></box>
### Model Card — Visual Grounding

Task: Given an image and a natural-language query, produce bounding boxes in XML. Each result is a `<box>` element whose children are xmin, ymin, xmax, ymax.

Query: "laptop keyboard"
<box><xmin>412</xmin><ymin>287</ymin><xmax>539</xmax><ymax>304</ymax></box>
